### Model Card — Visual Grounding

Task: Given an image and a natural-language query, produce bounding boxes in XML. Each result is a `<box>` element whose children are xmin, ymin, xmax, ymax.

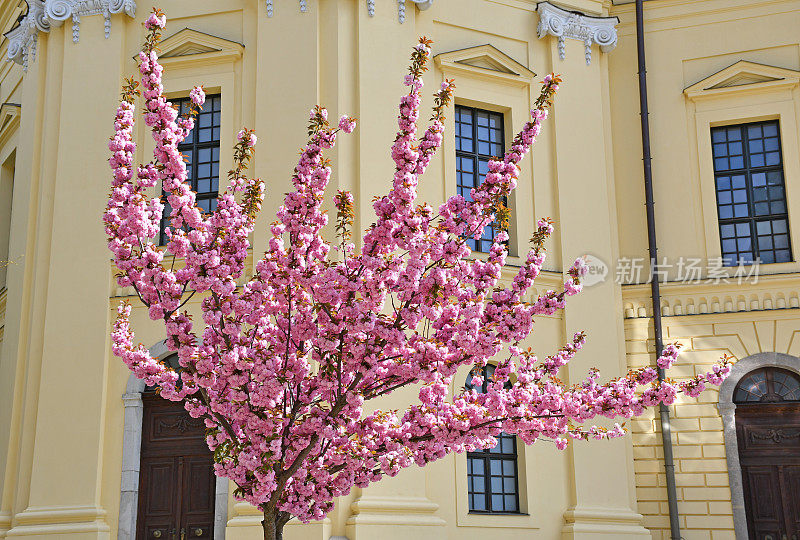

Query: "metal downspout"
<box><xmin>634</xmin><ymin>1</ymin><xmax>682</xmax><ymax>539</ymax></box>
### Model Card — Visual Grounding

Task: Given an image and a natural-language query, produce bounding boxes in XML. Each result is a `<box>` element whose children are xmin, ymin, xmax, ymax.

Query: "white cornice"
<box><xmin>621</xmin><ymin>272</ymin><xmax>800</xmax><ymax>319</ymax></box>
<box><xmin>45</xmin><ymin>0</ymin><xmax>136</xmax><ymax>43</ymax></box>
<box><xmin>267</xmin><ymin>0</ymin><xmax>433</xmax><ymax>22</ymax></box>
<box><xmin>535</xmin><ymin>1</ymin><xmax>618</xmax><ymax>65</ymax></box>
<box><xmin>3</xmin><ymin>0</ymin><xmax>136</xmax><ymax>71</ymax></box>
<box><xmin>3</xmin><ymin>0</ymin><xmax>48</xmax><ymax>71</ymax></box>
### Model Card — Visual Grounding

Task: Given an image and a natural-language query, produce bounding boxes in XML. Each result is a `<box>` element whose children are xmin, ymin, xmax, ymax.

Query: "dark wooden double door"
<box><xmin>737</xmin><ymin>403</ymin><xmax>800</xmax><ymax>540</ymax></box>
<box><xmin>137</xmin><ymin>393</ymin><xmax>216</xmax><ymax>540</ymax></box>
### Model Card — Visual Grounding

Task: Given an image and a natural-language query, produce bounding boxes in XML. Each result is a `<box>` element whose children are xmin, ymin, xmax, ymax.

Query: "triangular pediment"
<box><xmin>709</xmin><ymin>72</ymin><xmax>780</xmax><ymax>88</ymax></box>
<box><xmin>685</xmin><ymin>61</ymin><xmax>800</xmax><ymax>100</ymax></box>
<box><xmin>157</xmin><ymin>28</ymin><xmax>243</xmax><ymax>66</ymax></box>
<box><xmin>0</xmin><ymin>102</ymin><xmax>20</xmax><ymax>148</ymax></box>
<box><xmin>0</xmin><ymin>102</ymin><xmax>20</xmax><ymax>132</ymax></box>
<box><xmin>435</xmin><ymin>45</ymin><xmax>535</xmax><ymax>86</ymax></box>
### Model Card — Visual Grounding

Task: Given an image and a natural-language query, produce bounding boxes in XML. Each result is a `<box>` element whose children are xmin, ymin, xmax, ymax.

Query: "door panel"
<box><xmin>137</xmin><ymin>457</ymin><xmax>179</xmax><ymax>539</ymax></box>
<box><xmin>781</xmin><ymin>466</ymin><xmax>800</xmax><ymax>537</ymax></box>
<box><xmin>742</xmin><ymin>466</ymin><xmax>784</xmax><ymax>540</ymax></box>
<box><xmin>736</xmin><ymin>402</ymin><xmax>800</xmax><ymax>540</ymax></box>
<box><xmin>182</xmin><ymin>455</ymin><xmax>216</xmax><ymax>539</ymax></box>
<box><xmin>137</xmin><ymin>394</ymin><xmax>216</xmax><ymax>540</ymax></box>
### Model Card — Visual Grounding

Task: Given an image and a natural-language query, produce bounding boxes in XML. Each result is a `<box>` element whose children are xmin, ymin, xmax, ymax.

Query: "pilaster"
<box><xmin>0</xmin><ymin>21</ymin><xmax>48</xmax><ymax>540</ymax></box>
<box><xmin>344</xmin><ymin>468</ymin><xmax>446</xmax><ymax>540</ymax></box>
<box><xmin>5</xmin><ymin>12</ymin><xmax>127</xmax><ymax>539</ymax></box>
<box><xmin>225</xmin><ymin>502</ymin><xmax>330</xmax><ymax>540</ymax></box>
<box><xmin>543</xmin><ymin>13</ymin><xmax>649</xmax><ymax>540</ymax></box>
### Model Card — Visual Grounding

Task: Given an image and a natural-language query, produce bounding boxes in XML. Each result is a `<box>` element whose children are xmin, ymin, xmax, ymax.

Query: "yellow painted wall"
<box><xmin>0</xmin><ymin>1</ymin><xmax>798</xmax><ymax>539</ymax></box>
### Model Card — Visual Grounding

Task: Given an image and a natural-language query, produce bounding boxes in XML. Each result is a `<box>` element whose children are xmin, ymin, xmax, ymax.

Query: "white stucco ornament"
<box><xmin>3</xmin><ymin>0</ymin><xmax>49</xmax><ymax>71</ymax></box>
<box><xmin>46</xmin><ymin>0</ymin><xmax>136</xmax><ymax>42</ymax></box>
<box><xmin>266</xmin><ymin>0</ymin><xmax>433</xmax><ymax>22</ymax></box>
<box><xmin>536</xmin><ymin>1</ymin><xmax>618</xmax><ymax>65</ymax></box>
<box><xmin>4</xmin><ymin>0</ymin><xmax>136</xmax><ymax>71</ymax></box>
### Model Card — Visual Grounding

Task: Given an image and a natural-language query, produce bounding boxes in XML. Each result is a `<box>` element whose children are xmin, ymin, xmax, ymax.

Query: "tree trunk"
<box><xmin>261</xmin><ymin>510</ymin><xmax>288</xmax><ymax>540</ymax></box>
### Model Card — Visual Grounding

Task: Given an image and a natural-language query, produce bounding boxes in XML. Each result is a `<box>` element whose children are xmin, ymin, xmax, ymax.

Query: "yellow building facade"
<box><xmin>0</xmin><ymin>1</ymin><xmax>798</xmax><ymax>539</ymax></box>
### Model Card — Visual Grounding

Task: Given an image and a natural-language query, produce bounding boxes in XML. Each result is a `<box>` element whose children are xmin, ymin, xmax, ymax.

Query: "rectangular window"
<box><xmin>711</xmin><ymin>120</ymin><xmax>792</xmax><ymax>265</ymax></box>
<box><xmin>160</xmin><ymin>94</ymin><xmax>222</xmax><ymax>245</ymax></box>
<box><xmin>465</xmin><ymin>365</ymin><xmax>520</xmax><ymax>514</ymax></box>
<box><xmin>467</xmin><ymin>433</ymin><xmax>520</xmax><ymax>513</ymax></box>
<box><xmin>455</xmin><ymin>105</ymin><xmax>505</xmax><ymax>253</ymax></box>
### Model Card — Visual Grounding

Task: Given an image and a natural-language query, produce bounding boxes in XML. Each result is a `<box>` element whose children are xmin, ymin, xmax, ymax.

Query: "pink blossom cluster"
<box><xmin>105</xmin><ymin>12</ymin><xmax>733</xmax><ymax>525</ymax></box>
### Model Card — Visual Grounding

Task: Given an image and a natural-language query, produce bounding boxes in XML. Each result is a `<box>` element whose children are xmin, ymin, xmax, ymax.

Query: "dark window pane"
<box><xmin>720</xmin><ymin>224</ymin><xmax>735</xmax><ymax>238</ymax></box>
<box><xmin>737</xmin><ymin>237</ymin><xmax>751</xmax><ymax>252</ymax></box>
<box><xmin>501</xmin><ymin>437</ymin><xmax>514</xmax><ymax>454</ymax></box>
<box><xmin>771</xmin><ymin>201</ymin><xmax>786</xmax><ymax>214</ymax></box>
<box><xmin>473</xmin><ymin>475</ymin><xmax>485</xmax><ymax>493</ymax></box>
<box><xmin>754</xmin><ymin>202</ymin><xmax>769</xmax><ymax>215</ymax></box>
<box><xmin>491</xmin><ymin>494</ymin><xmax>503</xmax><ymax>511</ymax></box>
<box><xmin>504</xmin><ymin>495</ymin><xmax>518</xmax><ymax>512</ymax></box>
<box><xmin>748</xmin><ymin>125</ymin><xmax>762</xmax><ymax>138</ymax></box>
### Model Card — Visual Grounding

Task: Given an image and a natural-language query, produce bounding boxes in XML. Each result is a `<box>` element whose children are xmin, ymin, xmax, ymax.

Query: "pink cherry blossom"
<box><xmin>190</xmin><ymin>85</ymin><xmax>205</xmax><ymax>107</ymax></box>
<box><xmin>105</xmin><ymin>12</ymin><xmax>733</xmax><ymax>540</ymax></box>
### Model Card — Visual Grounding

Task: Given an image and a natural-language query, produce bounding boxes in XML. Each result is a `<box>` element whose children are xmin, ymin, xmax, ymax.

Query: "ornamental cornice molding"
<box><xmin>3</xmin><ymin>0</ymin><xmax>48</xmax><ymax>71</ymax></box>
<box><xmin>621</xmin><ymin>273</ymin><xmax>800</xmax><ymax>319</ymax></box>
<box><xmin>535</xmin><ymin>1</ymin><xmax>618</xmax><ymax>65</ymax></box>
<box><xmin>4</xmin><ymin>0</ymin><xmax>136</xmax><ymax>71</ymax></box>
<box><xmin>45</xmin><ymin>0</ymin><xmax>136</xmax><ymax>42</ymax></box>
<box><xmin>266</xmin><ymin>0</ymin><xmax>433</xmax><ymax>22</ymax></box>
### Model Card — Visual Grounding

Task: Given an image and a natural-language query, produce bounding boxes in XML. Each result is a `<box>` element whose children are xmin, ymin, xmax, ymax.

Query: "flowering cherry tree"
<box><xmin>104</xmin><ymin>10</ymin><xmax>732</xmax><ymax>540</ymax></box>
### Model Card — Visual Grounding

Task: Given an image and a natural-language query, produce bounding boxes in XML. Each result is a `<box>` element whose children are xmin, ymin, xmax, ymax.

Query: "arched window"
<box><xmin>733</xmin><ymin>367</ymin><xmax>800</xmax><ymax>403</ymax></box>
<box><xmin>465</xmin><ymin>364</ymin><xmax>520</xmax><ymax>514</ymax></box>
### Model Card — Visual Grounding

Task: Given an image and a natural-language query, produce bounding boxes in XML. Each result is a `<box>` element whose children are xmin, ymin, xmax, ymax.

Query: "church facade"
<box><xmin>0</xmin><ymin>0</ymin><xmax>798</xmax><ymax>539</ymax></box>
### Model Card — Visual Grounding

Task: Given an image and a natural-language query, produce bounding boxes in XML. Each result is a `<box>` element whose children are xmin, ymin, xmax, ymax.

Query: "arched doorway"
<box><xmin>719</xmin><ymin>353</ymin><xmax>800</xmax><ymax>540</ymax></box>
<box><xmin>118</xmin><ymin>342</ymin><xmax>228</xmax><ymax>540</ymax></box>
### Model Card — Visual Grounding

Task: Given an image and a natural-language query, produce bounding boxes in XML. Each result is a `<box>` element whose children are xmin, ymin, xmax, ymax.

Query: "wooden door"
<box><xmin>137</xmin><ymin>393</ymin><xmax>216</xmax><ymax>540</ymax></box>
<box><xmin>736</xmin><ymin>402</ymin><xmax>800</xmax><ymax>540</ymax></box>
